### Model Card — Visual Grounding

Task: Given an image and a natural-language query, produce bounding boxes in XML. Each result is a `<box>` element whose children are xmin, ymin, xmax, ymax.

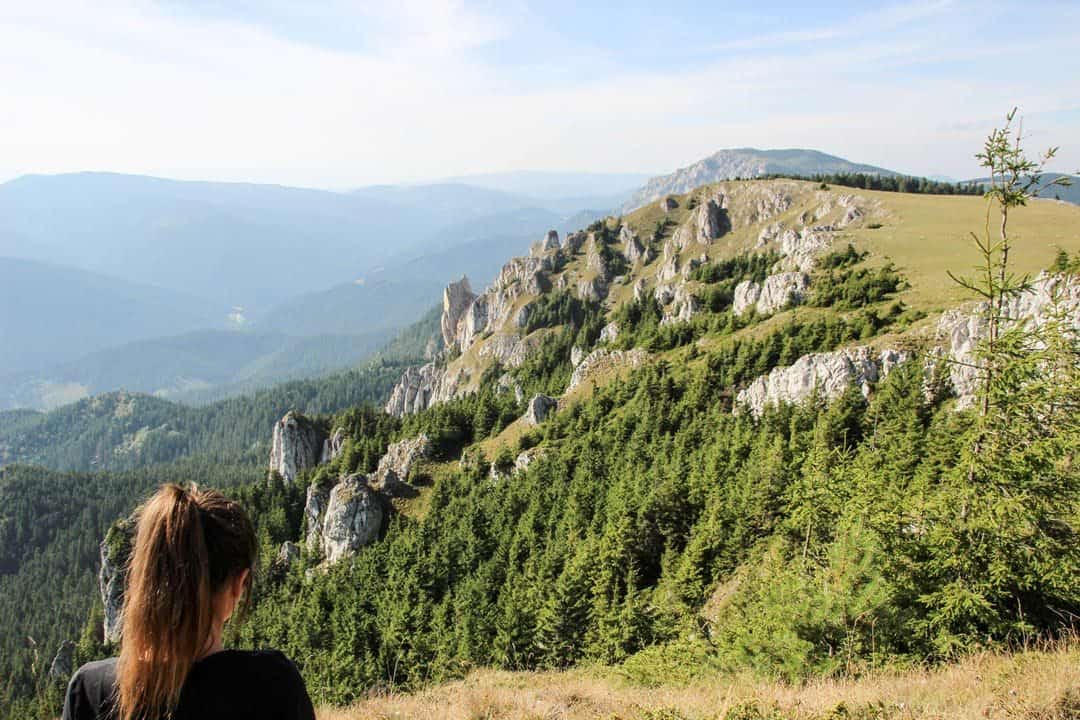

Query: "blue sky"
<box><xmin>1</xmin><ymin>1</ymin><xmax>1077</xmax><ymax>188</ymax></box>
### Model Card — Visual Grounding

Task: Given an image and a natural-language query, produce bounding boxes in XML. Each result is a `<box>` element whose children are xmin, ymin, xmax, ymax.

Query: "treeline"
<box><xmin>758</xmin><ymin>172</ymin><xmax>985</xmax><ymax>195</ymax></box>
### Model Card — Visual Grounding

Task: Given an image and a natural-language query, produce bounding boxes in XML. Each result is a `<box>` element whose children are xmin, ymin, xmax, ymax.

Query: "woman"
<box><xmin>63</xmin><ymin>484</ymin><xmax>315</xmax><ymax>720</ymax></box>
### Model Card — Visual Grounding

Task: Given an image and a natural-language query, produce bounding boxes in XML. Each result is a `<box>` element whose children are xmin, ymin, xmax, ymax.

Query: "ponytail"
<box><xmin>116</xmin><ymin>484</ymin><xmax>256</xmax><ymax>720</ymax></box>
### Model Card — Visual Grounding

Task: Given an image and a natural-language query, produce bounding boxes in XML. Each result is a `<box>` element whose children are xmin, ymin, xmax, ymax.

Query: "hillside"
<box><xmin>0</xmin><ymin>257</ymin><xmax>223</xmax><ymax>377</ymax></box>
<box><xmin>3</xmin><ymin>178</ymin><xmax>1078</xmax><ymax>720</ymax></box>
<box><xmin>623</xmin><ymin>148</ymin><xmax>898</xmax><ymax>212</ymax></box>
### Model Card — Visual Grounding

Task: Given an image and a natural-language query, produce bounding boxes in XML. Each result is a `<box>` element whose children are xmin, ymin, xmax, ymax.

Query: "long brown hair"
<box><xmin>116</xmin><ymin>484</ymin><xmax>257</xmax><ymax>720</ymax></box>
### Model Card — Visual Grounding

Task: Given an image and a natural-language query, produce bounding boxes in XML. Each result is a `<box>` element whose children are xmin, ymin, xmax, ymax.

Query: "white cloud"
<box><xmin>0</xmin><ymin>0</ymin><xmax>1076</xmax><ymax>187</ymax></box>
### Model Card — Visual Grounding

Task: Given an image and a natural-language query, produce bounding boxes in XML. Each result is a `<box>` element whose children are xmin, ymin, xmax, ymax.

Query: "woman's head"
<box><xmin>117</xmin><ymin>484</ymin><xmax>257</xmax><ymax>720</ymax></box>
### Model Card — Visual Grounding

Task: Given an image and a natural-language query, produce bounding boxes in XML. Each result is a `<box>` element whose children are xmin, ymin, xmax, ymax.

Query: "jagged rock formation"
<box><xmin>737</xmin><ymin>346</ymin><xmax>909</xmax><ymax>417</ymax></box>
<box><xmin>621</xmin><ymin>225</ymin><xmax>646</xmax><ymax>264</ymax></box>
<box><xmin>661</xmin><ymin>196</ymin><xmax>678</xmax><ymax>212</ymax></box>
<box><xmin>384</xmin><ymin>363</ymin><xmax>467</xmax><ymax>416</ymax></box>
<box><xmin>371</xmin><ymin>434</ymin><xmax>432</xmax><ymax>495</ymax></box>
<box><xmin>599</xmin><ymin>322</ymin><xmax>620</xmax><ymax>343</ymax></box>
<box><xmin>275</xmin><ymin>541</ymin><xmax>300</xmax><ymax>572</ymax></box>
<box><xmin>733</xmin><ymin>272</ymin><xmax>810</xmax><ymax>316</ymax></box>
<box><xmin>321</xmin><ymin>475</ymin><xmax>383</xmax><ymax>564</ymax></box>
<box><xmin>563</xmin><ymin>231</ymin><xmax>586</xmax><ymax>253</ymax></box>
<box><xmin>304</xmin><ymin>482</ymin><xmax>332</xmax><ymax>552</ymax></box>
<box><xmin>441</xmin><ymin>277</ymin><xmax>476</xmax><ymax>347</ymax></box>
<box><xmin>524</xmin><ymin>394</ymin><xmax>557</xmax><ymax>425</ymax></box>
<box><xmin>568</xmin><ymin>348</ymin><xmax>649</xmax><ymax>393</ymax></box>
<box><xmin>99</xmin><ymin>537</ymin><xmax>126</xmax><ymax>644</ymax></box>
<box><xmin>936</xmin><ymin>272</ymin><xmax>1080</xmax><ymax>408</ymax></box>
<box><xmin>622</xmin><ymin>148</ymin><xmax>895</xmax><ymax>212</ymax></box>
<box><xmin>320</xmin><ymin>427</ymin><xmax>346</xmax><ymax>464</ymax></box>
<box><xmin>497</xmin><ymin>372</ymin><xmax>525</xmax><ymax>402</ymax></box>
<box><xmin>532</xmin><ymin>230</ymin><xmax>561</xmax><ymax>255</ymax></box>
<box><xmin>570</xmin><ymin>346</ymin><xmax>585</xmax><ymax>367</ymax></box>
<box><xmin>661</xmin><ymin>286</ymin><xmax>701</xmax><ymax>325</ymax></box>
<box><xmin>269</xmin><ymin>411</ymin><xmax>325</xmax><ymax>484</ymax></box>
<box><xmin>778</xmin><ymin>225</ymin><xmax>834</xmax><ymax>272</ymax></box>
<box><xmin>49</xmin><ymin>641</ymin><xmax>75</xmax><ymax>680</ymax></box>
<box><xmin>515</xmin><ymin>448</ymin><xmax>544</xmax><ymax>473</ymax></box>
<box><xmin>673</xmin><ymin>196</ymin><xmax>727</xmax><ymax>249</ymax></box>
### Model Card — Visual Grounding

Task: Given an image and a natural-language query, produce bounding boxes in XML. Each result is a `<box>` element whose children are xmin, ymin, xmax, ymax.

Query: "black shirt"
<box><xmin>62</xmin><ymin>649</ymin><xmax>316</xmax><ymax>720</ymax></box>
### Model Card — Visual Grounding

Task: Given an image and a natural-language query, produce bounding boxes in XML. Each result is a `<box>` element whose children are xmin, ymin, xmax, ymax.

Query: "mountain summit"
<box><xmin>622</xmin><ymin>148</ymin><xmax>897</xmax><ymax>212</ymax></box>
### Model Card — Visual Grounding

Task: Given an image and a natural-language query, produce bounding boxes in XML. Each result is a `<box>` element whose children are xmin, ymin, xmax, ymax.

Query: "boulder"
<box><xmin>525</xmin><ymin>394</ymin><xmax>557</xmax><ymax>425</ymax></box>
<box><xmin>599</xmin><ymin>321</ymin><xmax>620</xmax><ymax>344</ymax></box>
<box><xmin>514</xmin><ymin>448</ymin><xmax>543</xmax><ymax>473</ymax></box>
<box><xmin>269</xmin><ymin>411</ymin><xmax>325</xmax><ymax>485</ymax></box>
<box><xmin>322</xmin><ymin>475</ymin><xmax>384</xmax><ymax>564</ymax></box>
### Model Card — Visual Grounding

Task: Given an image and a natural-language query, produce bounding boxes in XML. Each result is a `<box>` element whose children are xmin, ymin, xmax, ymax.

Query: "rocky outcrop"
<box><xmin>321</xmin><ymin>475</ymin><xmax>383</xmax><ymax>564</ymax></box>
<box><xmin>319</xmin><ymin>427</ymin><xmax>346</xmax><ymax>464</ymax></box>
<box><xmin>568</xmin><ymin>348</ymin><xmax>649</xmax><ymax>393</ymax></box>
<box><xmin>441</xmin><ymin>277</ymin><xmax>476</xmax><ymax>347</ymax></box>
<box><xmin>935</xmin><ymin>272</ymin><xmax>1080</xmax><ymax>408</ymax></box>
<box><xmin>496</xmin><ymin>372</ymin><xmax>525</xmax><ymax>402</ymax></box>
<box><xmin>49</xmin><ymin>641</ymin><xmax>75</xmax><ymax>681</ymax></box>
<box><xmin>661</xmin><ymin>196</ymin><xmax>679</xmax><ymax>212</ymax></box>
<box><xmin>385</xmin><ymin>362</ymin><xmax>467</xmax><ymax>416</ymax></box>
<box><xmin>661</xmin><ymin>286</ymin><xmax>701</xmax><ymax>325</ymax></box>
<box><xmin>269</xmin><ymin>411</ymin><xmax>325</xmax><ymax>484</ymax></box>
<box><xmin>98</xmin><ymin>521</ymin><xmax>133</xmax><ymax>645</ymax></box>
<box><xmin>736</xmin><ymin>346</ymin><xmax>909</xmax><ymax>417</ymax></box>
<box><xmin>673</xmin><ymin>196</ymin><xmax>727</xmax><ymax>249</ymax></box>
<box><xmin>599</xmin><ymin>322</ymin><xmax>620</xmax><ymax>343</ymax></box>
<box><xmin>778</xmin><ymin>225</ymin><xmax>834</xmax><ymax>272</ymax></box>
<box><xmin>371</xmin><ymin>435</ymin><xmax>432</xmax><ymax>495</ymax></box>
<box><xmin>532</xmin><ymin>230</ymin><xmax>561</xmax><ymax>255</ymax></box>
<box><xmin>304</xmin><ymin>482</ymin><xmax>332</xmax><ymax>552</ymax></box>
<box><xmin>524</xmin><ymin>394</ymin><xmax>557</xmax><ymax>425</ymax></box>
<box><xmin>275</xmin><ymin>541</ymin><xmax>300</xmax><ymax>573</ymax></box>
<box><xmin>576</xmin><ymin>276</ymin><xmax>609</xmax><ymax>303</ymax></box>
<box><xmin>477</xmin><ymin>332</ymin><xmax>544</xmax><ymax>368</ymax></box>
<box><xmin>563</xmin><ymin>231</ymin><xmax>586</xmax><ymax>254</ymax></box>
<box><xmin>756</xmin><ymin>222</ymin><xmax>785</xmax><ymax>248</ymax></box>
<box><xmin>733</xmin><ymin>272</ymin><xmax>810</xmax><ymax>316</ymax></box>
<box><xmin>620</xmin><ymin>225</ymin><xmax>646</xmax><ymax>264</ymax></box>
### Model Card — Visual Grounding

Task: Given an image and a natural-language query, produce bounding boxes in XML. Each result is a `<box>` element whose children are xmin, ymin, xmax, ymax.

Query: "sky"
<box><xmin>1</xmin><ymin>0</ymin><xmax>1077</xmax><ymax>189</ymax></box>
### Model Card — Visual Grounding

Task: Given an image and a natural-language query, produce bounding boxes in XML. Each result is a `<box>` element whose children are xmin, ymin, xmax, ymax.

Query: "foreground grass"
<box><xmin>319</xmin><ymin>645</ymin><xmax>1080</xmax><ymax>720</ymax></box>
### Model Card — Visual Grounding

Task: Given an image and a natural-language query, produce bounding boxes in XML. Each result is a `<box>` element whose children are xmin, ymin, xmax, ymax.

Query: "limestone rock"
<box><xmin>269</xmin><ymin>411</ymin><xmax>325</xmax><ymax>485</ymax></box>
<box><xmin>563</xmin><ymin>231</ymin><xmax>586</xmax><ymax>254</ymax></box>
<box><xmin>322</xmin><ymin>474</ymin><xmax>383</xmax><ymax>564</ymax></box>
<box><xmin>304</xmin><ymin>482</ymin><xmax>332</xmax><ymax>553</ymax></box>
<box><xmin>733</xmin><ymin>272</ymin><xmax>810</xmax><ymax>316</ymax></box>
<box><xmin>441</xmin><ymin>277</ymin><xmax>477</xmax><ymax>347</ymax></box>
<box><xmin>656</xmin><ymin>254</ymin><xmax>680</xmax><ymax>283</ymax></box>
<box><xmin>654</xmin><ymin>284</ymin><xmax>676</xmax><ymax>306</ymax></box>
<box><xmin>756</xmin><ymin>222</ymin><xmax>785</xmax><ymax>248</ymax></box>
<box><xmin>98</xmin><ymin>523</ymin><xmax>133</xmax><ymax>645</ymax></box>
<box><xmin>779</xmin><ymin>226</ymin><xmax>834</xmax><ymax>272</ymax></box>
<box><xmin>385</xmin><ymin>362</ymin><xmax>467</xmax><ymax>416</ymax></box>
<box><xmin>496</xmin><ymin>373</ymin><xmax>525</xmax><ymax>402</ymax></box>
<box><xmin>576</xmin><ymin>276</ymin><xmax>609</xmax><ymax>303</ymax></box>
<box><xmin>514</xmin><ymin>447</ymin><xmax>545</xmax><ymax>473</ymax></box>
<box><xmin>320</xmin><ymin>427</ymin><xmax>346</xmax><ymax>464</ymax></box>
<box><xmin>478</xmin><ymin>332</ymin><xmax>544</xmax><ymax>369</ymax></box>
<box><xmin>525</xmin><ymin>394</ymin><xmax>557</xmax><ymax>425</ymax></box>
<box><xmin>620</xmin><ymin>225</ymin><xmax>646</xmax><ymax>263</ymax></box>
<box><xmin>661</xmin><ymin>286</ymin><xmax>701</xmax><ymax>325</ymax></box>
<box><xmin>571</xmin><ymin>346</ymin><xmax>586</xmax><ymax>367</ymax></box>
<box><xmin>371</xmin><ymin>434</ymin><xmax>432</xmax><ymax>495</ymax></box>
<box><xmin>633</xmin><ymin>278</ymin><xmax>648</xmax><ymax>301</ymax></box>
<box><xmin>568</xmin><ymin>348</ymin><xmax>649</xmax><ymax>393</ymax></box>
<box><xmin>275</xmin><ymin>541</ymin><xmax>300</xmax><ymax>572</ymax></box>
<box><xmin>532</xmin><ymin>230</ymin><xmax>561</xmax><ymax>255</ymax></box>
<box><xmin>661</xmin><ymin>196</ymin><xmax>679</xmax><ymax>212</ymax></box>
<box><xmin>599</xmin><ymin>321</ymin><xmax>620</xmax><ymax>343</ymax></box>
<box><xmin>736</xmin><ymin>346</ymin><xmax>909</xmax><ymax>417</ymax></box>
<box><xmin>935</xmin><ymin>272</ymin><xmax>1080</xmax><ymax>408</ymax></box>
<box><xmin>49</xmin><ymin>641</ymin><xmax>75</xmax><ymax>681</ymax></box>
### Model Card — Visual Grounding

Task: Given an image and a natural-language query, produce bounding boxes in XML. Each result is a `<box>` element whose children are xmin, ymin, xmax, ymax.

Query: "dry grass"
<box><xmin>318</xmin><ymin>646</ymin><xmax>1080</xmax><ymax>720</ymax></box>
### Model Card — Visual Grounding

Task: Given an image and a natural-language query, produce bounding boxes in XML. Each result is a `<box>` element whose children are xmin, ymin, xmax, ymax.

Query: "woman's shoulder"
<box><xmin>64</xmin><ymin>658</ymin><xmax>118</xmax><ymax>720</ymax></box>
<box><xmin>198</xmin><ymin>649</ymin><xmax>303</xmax><ymax>683</ymax></box>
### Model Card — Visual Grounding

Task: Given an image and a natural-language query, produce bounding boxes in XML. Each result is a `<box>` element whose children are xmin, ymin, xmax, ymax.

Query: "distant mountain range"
<box><xmin>622</xmin><ymin>148</ymin><xmax>898</xmax><ymax>212</ymax></box>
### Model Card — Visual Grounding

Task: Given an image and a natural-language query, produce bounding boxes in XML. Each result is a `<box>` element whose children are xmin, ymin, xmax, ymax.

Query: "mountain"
<box><xmin>964</xmin><ymin>172</ymin><xmax>1080</xmax><ymax>205</ymax></box>
<box><xmin>0</xmin><ymin>173</ymin><xmax>554</xmax><ymax>313</ymax></box>
<box><xmin>2</xmin><ymin>177</ymin><xmax>1079</xmax><ymax>719</ymax></box>
<box><xmin>622</xmin><ymin>148</ymin><xmax>898</xmax><ymax>212</ymax></box>
<box><xmin>0</xmin><ymin>257</ymin><xmax>223</xmax><ymax>377</ymax></box>
<box><xmin>0</xmin><ymin>327</ymin><xmax>396</xmax><ymax>411</ymax></box>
